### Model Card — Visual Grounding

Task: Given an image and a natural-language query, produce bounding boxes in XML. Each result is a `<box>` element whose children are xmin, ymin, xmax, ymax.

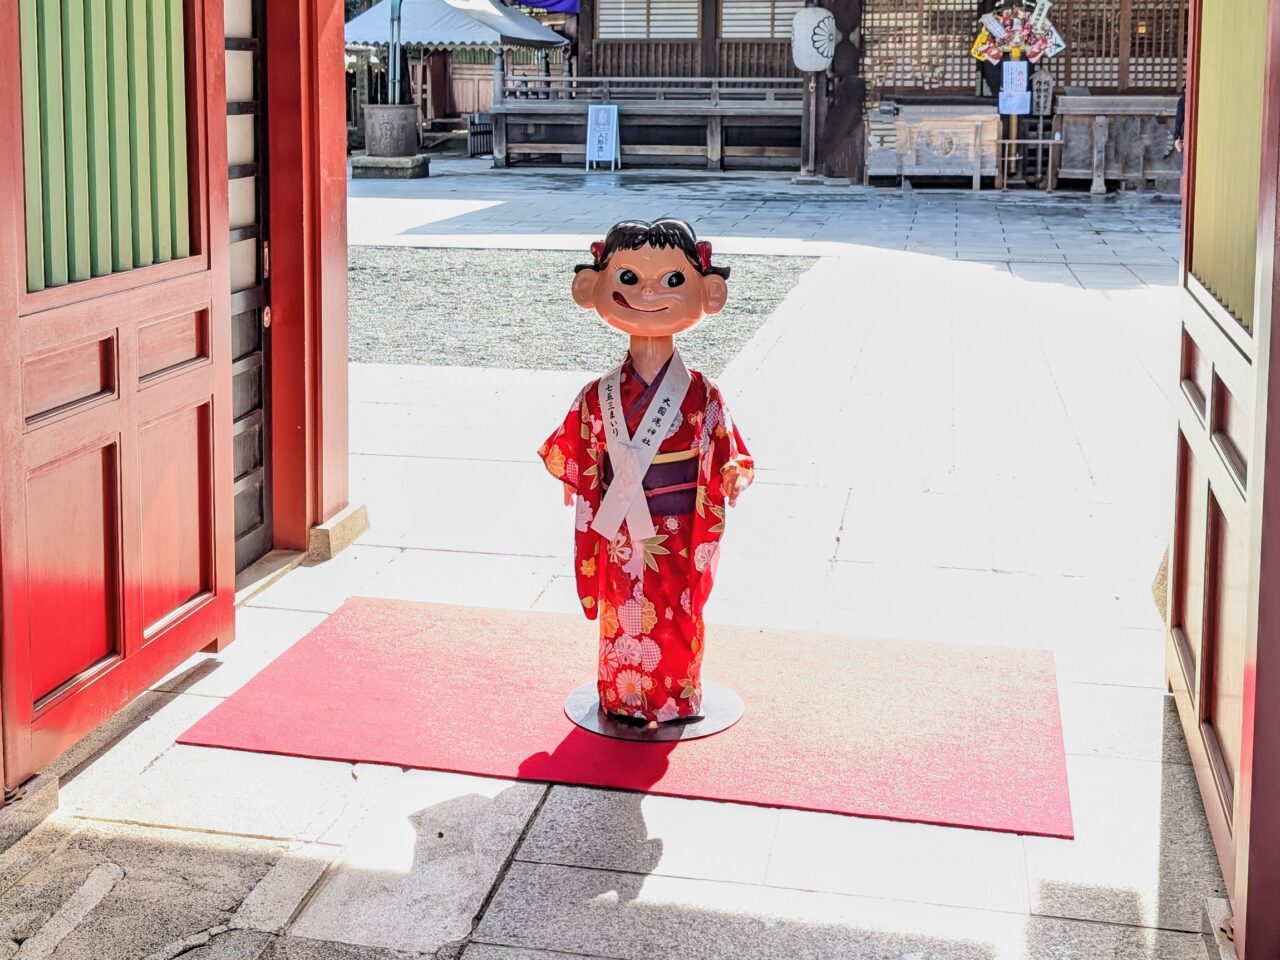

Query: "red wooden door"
<box><xmin>0</xmin><ymin>0</ymin><xmax>232</xmax><ymax>789</ymax></box>
<box><xmin>1166</xmin><ymin>0</ymin><xmax>1280</xmax><ymax>955</ymax></box>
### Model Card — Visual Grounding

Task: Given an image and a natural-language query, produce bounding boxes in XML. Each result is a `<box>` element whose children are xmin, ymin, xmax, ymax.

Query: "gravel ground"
<box><xmin>348</xmin><ymin>246</ymin><xmax>814</xmax><ymax>375</ymax></box>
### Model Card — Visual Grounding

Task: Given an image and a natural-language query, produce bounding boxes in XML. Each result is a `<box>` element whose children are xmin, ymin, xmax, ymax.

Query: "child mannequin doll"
<box><xmin>539</xmin><ymin>219</ymin><xmax>753</xmax><ymax>724</ymax></box>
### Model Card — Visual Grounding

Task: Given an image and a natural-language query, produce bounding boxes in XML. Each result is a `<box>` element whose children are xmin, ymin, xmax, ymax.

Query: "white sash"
<box><xmin>591</xmin><ymin>351</ymin><xmax>691</xmax><ymax>542</ymax></box>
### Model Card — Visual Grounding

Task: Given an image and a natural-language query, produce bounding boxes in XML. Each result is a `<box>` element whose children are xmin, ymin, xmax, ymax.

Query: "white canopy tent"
<box><xmin>345</xmin><ymin>0</ymin><xmax>567</xmax><ymax>50</ymax></box>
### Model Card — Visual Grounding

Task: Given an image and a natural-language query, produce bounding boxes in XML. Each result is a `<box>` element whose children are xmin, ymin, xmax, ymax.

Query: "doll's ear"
<box><xmin>572</xmin><ymin>269</ymin><xmax>602</xmax><ymax>309</ymax></box>
<box><xmin>702</xmin><ymin>274</ymin><xmax>729</xmax><ymax>315</ymax></box>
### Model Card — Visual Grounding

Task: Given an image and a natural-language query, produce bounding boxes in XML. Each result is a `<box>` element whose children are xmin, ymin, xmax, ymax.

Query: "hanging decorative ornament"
<box><xmin>791</xmin><ymin>5</ymin><xmax>839</xmax><ymax>72</ymax></box>
<box><xmin>970</xmin><ymin>2</ymin><xmax>1066</xmax><ymax>65</ymax></box>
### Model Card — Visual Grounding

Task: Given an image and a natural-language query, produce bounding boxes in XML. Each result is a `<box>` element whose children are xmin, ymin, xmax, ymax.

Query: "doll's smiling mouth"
<box><xmin>613</xmin><ymin>291</ymin><xmax>668</xmax><ymax>313</ymax></box>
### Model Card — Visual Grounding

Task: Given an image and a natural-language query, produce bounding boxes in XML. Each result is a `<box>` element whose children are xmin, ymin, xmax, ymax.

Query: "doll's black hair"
<box><xmin>575</xmin><ymin>218</ymin><xmax>730</xmax><ymax>280</ymax></box>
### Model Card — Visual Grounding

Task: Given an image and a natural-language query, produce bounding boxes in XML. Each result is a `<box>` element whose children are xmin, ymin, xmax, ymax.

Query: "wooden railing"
<box><xmin>716</xmin><ymin>39</ymin><xmax>798</xmax><ymax>78</ymax></box>
<box><xmin>593</xmin><ymin>40</ymin><xmax>701</xmax><ymax>78</ymax></box>
<box><xmin>497</xmin><ymin>75</ymin><xmax>804</xmax><ymax>108</ymax></box>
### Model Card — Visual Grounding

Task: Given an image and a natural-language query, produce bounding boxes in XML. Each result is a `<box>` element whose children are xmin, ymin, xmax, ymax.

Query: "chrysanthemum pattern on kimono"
<box><xmin>539</xmin><ymin>357</ymin><xmax>752</xmax><ymax>721</ymax></box>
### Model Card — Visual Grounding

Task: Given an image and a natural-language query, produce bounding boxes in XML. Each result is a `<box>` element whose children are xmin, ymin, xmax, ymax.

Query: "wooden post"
<box><xmin>1118</xmin><ymin>0</ymin><xmax>1132</xmax><ymax>91</ymax></box>
<box><xmin>1091</xmin><ymin>114</ymin><xmax>1109</xmax><ymax>194</ymax></box>
<box><xmin>972</xmin><ymin>121</ymin><xmax>981</xmax><ymax>190</ymax></box>
<box><xmin>699</xmin><ymin>0</ymin><xmax>718</xmax><ymax>77</ymax></box>
<box><xmin>1005</xmin><ymin>113</ymin><xmax>1016</xmax><ymax>186</ymax></box>
<box><xmin>706</xmin><ymin>115</ymin><xmax>723</xmax><ymax>170</ymax></box>
<box><xmin>578</xmin><ymin>0</ymin><xmax>595</xmax><ymax>77</ymax></box>
<box><xmin>264</xmin><ymin>0</ymin><xmax>352</xmax><ymax>548</ymax></box>
<box><xmin>812</xmin><ymin>0</ymin><xmax>866</xmax><ymax>180</ymax></box>
<box><xmin>493</xmin><ymin>47</ymin><xmax>505</xmax><ymax>107</ymax></box>
<box><xmin>355</xmin><ymin>50</ymin><xmax>370</xmax><ymax>129</ymax></box>
<box><xmin>416</xmin><ymin>50</ymin><xmax>426</xmax><ymax>130</ymax></box>
<box><xmin>493</xmin><ymin>114</ymin><xmax>508</xmax><ymax>167</ymax></box>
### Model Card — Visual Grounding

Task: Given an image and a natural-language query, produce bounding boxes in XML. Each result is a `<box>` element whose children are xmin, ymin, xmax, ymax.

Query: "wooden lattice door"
<box><xmin>225</xmin><ymin>0</ymin><xmax>273</xmax><ymax>572</ymax></box>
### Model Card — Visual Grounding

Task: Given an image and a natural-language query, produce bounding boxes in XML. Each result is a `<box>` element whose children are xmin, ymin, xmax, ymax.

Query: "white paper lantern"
<box><xmin>792</xmin><ymin>6</ymin><xmax>838</xmax><ymax>72</ymax></box>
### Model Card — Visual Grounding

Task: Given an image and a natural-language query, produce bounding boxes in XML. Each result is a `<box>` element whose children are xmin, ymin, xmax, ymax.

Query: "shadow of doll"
<box><xmin>517</xmin><ymin>726</ymin><xmax>678</xmax><ymax>902</ymax></box>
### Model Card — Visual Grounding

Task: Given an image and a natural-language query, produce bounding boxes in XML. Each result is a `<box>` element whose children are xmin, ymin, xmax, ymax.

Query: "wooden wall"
<box><xmin>579</xmin><ymin>0</ymin><xmax>796</xmax><ymax>77</ymax></box>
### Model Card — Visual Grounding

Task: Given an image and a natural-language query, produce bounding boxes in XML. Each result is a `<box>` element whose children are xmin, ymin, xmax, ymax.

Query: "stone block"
<box><xmin>351</xmin><ymin>155</ymin><xmax>430</xmax><ymax>180</ymax></box>
<box><xmin>0</xmin><ymin>822</ymin><xmax>281</xmax><ymax>960</ymax></box>
<box><xmin>517</xmin><ymin>786</ymin><xmax>776</xmax><ymax>885</ymax></box>
<box><xmin>309</xmin><ymin>503</ymin><xmax>371</xmax><ymax>560</ymax></box>
<box><xmin>95</xmin><ymin>746</ymin><xmax>356</xmax><ymax>842</ymax></box>
<box><xmin>262</xmin><ymin>936</ymin><xmax>423</xmax><ymax>959</ymax></box>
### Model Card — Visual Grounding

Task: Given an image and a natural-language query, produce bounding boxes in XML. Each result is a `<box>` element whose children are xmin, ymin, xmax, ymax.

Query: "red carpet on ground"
<box><xmin>178</xmin><ymin>598</ymin><xmax>1073</xmax><ymax>838</ymax></box>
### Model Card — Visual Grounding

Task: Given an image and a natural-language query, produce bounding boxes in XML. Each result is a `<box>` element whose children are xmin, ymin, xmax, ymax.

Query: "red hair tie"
<box><xmin>696</xmin><ymin>241</ymin><xmax>713</xmax><ymax>273</ymax></box>
<box><xmin>590</xmin><ymin>241</ymin><xmax>605</xmax><ymax>264</ymax></box>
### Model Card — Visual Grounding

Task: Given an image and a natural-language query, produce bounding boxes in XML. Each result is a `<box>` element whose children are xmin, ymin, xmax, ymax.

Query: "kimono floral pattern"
<box><xmin>539</xmin><ymin>360</ymin><xmax>753</xmax><ymax>721</ymax></box>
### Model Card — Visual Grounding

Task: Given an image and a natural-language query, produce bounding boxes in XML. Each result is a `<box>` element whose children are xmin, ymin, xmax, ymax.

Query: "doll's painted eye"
<box><xmin>618</xmin><ymin>269</ymin><xmax>638</xmax><ymax>286</ymax></box>
<box><xmin>663</xmin><ymin>271</ymin><xmax>686</xmax><ymax>288</ymax></box>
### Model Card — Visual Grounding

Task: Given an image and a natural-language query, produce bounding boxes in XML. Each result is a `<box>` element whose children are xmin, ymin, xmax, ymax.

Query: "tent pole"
<box><xmin>417</xmin><ymin>47</ymin><xmax>426</xmax><ymax>132</ymax></box>
<box><xmin>389</xmin><ymin>0</ymin><xmax>404</xmax><ymax>104</ymax></box>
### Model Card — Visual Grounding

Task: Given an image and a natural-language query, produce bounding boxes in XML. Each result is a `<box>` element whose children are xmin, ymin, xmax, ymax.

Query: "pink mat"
<box><xmin>179</xmin><ymin>598</ymin><xmax>1073</xmax><ymax>838</ymax></box>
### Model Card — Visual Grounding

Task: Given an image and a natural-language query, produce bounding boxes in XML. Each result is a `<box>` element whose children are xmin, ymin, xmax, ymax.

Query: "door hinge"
<box><xmin>262</xmin><ymin>306</ymin><xmax>272</xmax><ymax>329</ymax></box>
<box><xmin>262</xmin><ymin>240</ymin><xmax>270</xmax><ymax>279</ymax></box>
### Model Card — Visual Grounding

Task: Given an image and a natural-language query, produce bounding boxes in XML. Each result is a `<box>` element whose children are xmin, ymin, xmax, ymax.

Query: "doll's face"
<box><xmin>571</xmin><ymin>244</ymin><xmax>728</xmax><ymax>337</ymax></box>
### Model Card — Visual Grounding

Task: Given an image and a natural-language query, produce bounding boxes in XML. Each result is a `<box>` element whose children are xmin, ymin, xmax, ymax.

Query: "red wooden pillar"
<box><xmin>264</xmin><ymin>0</ymin><xmax>352</xmax><ymax>551</ymax></box>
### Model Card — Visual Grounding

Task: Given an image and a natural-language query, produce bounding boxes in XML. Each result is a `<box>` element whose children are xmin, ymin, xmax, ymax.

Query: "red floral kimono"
<box><xmin>539</xmin><ymin>356</ymin><xmax>753</xmax><ymax>721</ymax></box>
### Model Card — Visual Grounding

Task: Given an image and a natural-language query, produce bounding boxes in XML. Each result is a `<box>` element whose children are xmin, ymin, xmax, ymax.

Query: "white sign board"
<box><xmin>1002</xmin><ymin>60</ymin><xmax>1029</xmax><ymax>94</ymax></box>
<box><xmin>1000</xmin><ymin>59</ymin><xmax>1030</xmax><ymax>115</ymax></box>
<box><xmin>999</xmin><ymin>91</ymin><xmax>1032</xmax><ymax>115</ymax></box>
<box><xmin>979</xmin><ymin>12</ymin><xmax>1006</xmax><ymax>39</ymax></box>
<box><xmin>1045</xmin><ymin>25</ymin><xmax>1067</xmax><ymax>58</ymax></box>
<box><xmin>586</xmin><ymin>104</ymin><xmax>620</xmax><ymax>171</ymax></box>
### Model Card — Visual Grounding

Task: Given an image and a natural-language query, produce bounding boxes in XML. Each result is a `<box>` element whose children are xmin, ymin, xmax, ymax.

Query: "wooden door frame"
<box><xmin>0</xmin><ymin>0</ymin><xmax>17</xmax><ymax>803</ymax></box>
<box><xmin>1170</xmin><ymin>0</ymin><xmax>1280</xmax><ymax>954</ymax></box>
<box><xmin>1179</xmin><ymin>0</ymin><xmax>1201</xmax><ymax>272</ymax></box>
<box><xmin>263</xmin><ymin>0</ymin><xmax>351</xmax><ymax>554</ymax></box>
<box><xmin>1229</xmin><ymin>0</ymin><xmax>1280</xmax><ymax>954</ymax></box>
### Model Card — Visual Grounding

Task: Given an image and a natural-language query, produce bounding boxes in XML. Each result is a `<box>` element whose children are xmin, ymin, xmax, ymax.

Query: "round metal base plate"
<box><xmin>564</xmin><ymin>680</ymin><xmax>745</xmax><ymax>742</ymax></box>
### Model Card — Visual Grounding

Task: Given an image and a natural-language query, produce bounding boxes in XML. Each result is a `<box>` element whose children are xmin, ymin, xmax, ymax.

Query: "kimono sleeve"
<box><xmin>702</xmin><ymin>383</ymin><xmax>754</xmax><ymax>508</ymax></box>
<box><xmin>539</xmin><ymin>385</ymin><xmax>605</xmax><ymax>621</ymax></box>
<box><xmin>690</xmin><ymin>383</ymin><xmax>754</xmax><ymax>612</ymax></box>
<box><xmin>538</xmin><ymin>386</ymin><xmax>592</xmax><ymax>493</ymax></box>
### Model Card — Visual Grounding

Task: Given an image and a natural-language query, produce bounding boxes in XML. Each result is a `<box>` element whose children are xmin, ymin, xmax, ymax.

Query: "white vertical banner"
<box><xmin>1000</xmin><ymin>60</ymin><xmax>1031</xmax><ymax>115</ymax></box>
<box><xmin>586</xmin><ymin>104</ymin><xmax>621</xmax><ymax>171</ymax></box>
<box><xmin>1002</xmin><ymin>60</ymin><xmax>1029</xmax><ymax>94</ymax></box>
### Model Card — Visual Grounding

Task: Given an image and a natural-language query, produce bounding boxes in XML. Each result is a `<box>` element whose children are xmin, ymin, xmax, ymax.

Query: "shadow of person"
<box><xmin>517</xmin><ymin>725</ymin><xmax>678</xmax><ymax>903</ymax></box>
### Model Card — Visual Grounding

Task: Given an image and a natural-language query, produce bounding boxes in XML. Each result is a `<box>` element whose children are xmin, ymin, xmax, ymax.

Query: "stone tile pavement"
<box><xmin>0</xmin><ymin>168</ymin><xmax>1222</xmax><ymax>960</ymax></box>
<box><xmin>349</xmin><ymin>158</ymin><xmax>1183</xmax><ymax>266</ymax></box>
